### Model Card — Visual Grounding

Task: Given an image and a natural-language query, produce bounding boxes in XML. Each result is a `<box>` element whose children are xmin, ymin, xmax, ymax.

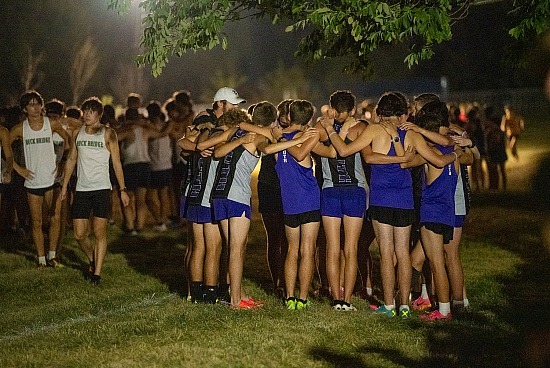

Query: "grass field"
<box><xmin>1</xmin><ymin>115</ymin><xmax>549</xmax><ymax>367</ymax></box>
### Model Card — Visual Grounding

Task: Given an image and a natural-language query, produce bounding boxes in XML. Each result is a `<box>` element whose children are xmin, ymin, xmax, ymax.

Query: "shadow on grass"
<box><xmin>108</xmin><ymin>231</ymin><xmax>188</xmax><ymax>296</ymax></box>
<box><xmin>0</xmin><ymin>228</ymin><xmax>87</xmax><ymax>275</ymax></box>
<box><xmin>309</xmin><ymin>155</ymin><xmax>550</xmax><ymax>368</ymax></box>
<box><xmin>309</xmin><ymin>309</ymin><xmax>522</xmax><ymax>367</ymax></box>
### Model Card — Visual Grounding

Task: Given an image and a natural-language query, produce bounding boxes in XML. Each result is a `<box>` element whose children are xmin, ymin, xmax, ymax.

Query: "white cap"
<box><xmin>213</xmin><ymin>87</ymin><xmax>246</xmax><ymax>105</ymax></box>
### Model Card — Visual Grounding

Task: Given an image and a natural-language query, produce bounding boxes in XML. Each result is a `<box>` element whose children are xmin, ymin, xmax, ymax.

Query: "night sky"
<box><xmin>0</xmin><ymin>0</ymin><xmax>543</xmax><ymax>107</ymax></box>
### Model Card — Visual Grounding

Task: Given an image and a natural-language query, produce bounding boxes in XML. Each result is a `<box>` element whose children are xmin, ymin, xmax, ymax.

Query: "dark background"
<box><xmin>0</xmin><ymin>0</ymin><xmax>545</xmax><ymax>107</ymax></box>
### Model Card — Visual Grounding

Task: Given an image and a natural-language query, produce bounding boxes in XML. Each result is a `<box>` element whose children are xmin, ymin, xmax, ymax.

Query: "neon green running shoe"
<box><xmin>399</xmin><ymin>306</ymin><xmax>411</xmax><ymax>319</ymax></box>
<box><xmin>375</xmin><ymin>305</ymin><xmax>396</xmax><ymax>318</ymax></box>
<box><xmin>296</xmin><ymin>299</ymin><xmax>311</xmax><ymax>310</ymax></box>
<box><xmin>285</xmin><ymin>297</ymin><xmax>297</xmax><ymax>310</ymax></box>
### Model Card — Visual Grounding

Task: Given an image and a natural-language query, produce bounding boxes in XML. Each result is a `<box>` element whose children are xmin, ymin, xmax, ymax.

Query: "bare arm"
<box><xmin>196</xmin><ymin>128</ymin><xmax>235</xmax><ymax>151</ymax></box>
<box><xmin>456</xmin><ymin>148</ymin><xmax>474</xmax><ymax>165</ymax></box>
<box><xmin>362</xmin><ymin>145</ymin><xmax>416</xmax><ymax>164</ymax></box>
<box><xmin>144</xmin><ymin>120</ymin><xmax>175</xmax><ymax>140</ymax></box>
<box><xmin>60</xmin><ymin>131</ymin><xmax>79</xmax><ymax>200</ymax></box>
<box><xmin>9</xmin><ymin>124</ymin><xmax>34</xmax><ymax>180</ymax></box>
<box><xmin>106</xmin><ymin>128</ymin><xmax>129</xmax><ymax>207</ymax></box>
<box><xmin>311</xmin><ymin>141</ymin><xmax>337</xmax><ymax>158</ymax></box>
<box><xmin>322</xmin><ymin>118</ymin><xmax>374</xmax><ymax>157</ymax></box>
<box><xmin>411</xmin><ymin>131</ymin><xmax>460</xmax><ymax>168</ymax></box>
<box><xmin>239</xmin><ymin>122</ymin><xmax>274</xmax><ymax>142</ymax></box>
<box><xmin>400</xmin><ymin>154</ymin><xmax>426</xmax><ymax>168</ymax></box>
<box><xmin>400</xmin><ymin>121</ymin><xmax>454</xmax><ymax>146</ymax></box>
<box><xmin>213</xmin><ymin>132</ymin><xmax>257</xmax><ymax>158</ymax></box>
<box><xmin>286</xmin><ymin>131</ymin><xmax>321</xmax><ymax>162</ymax></box>
<box><xmin>262</xmin><ymin>129</ymin><xmax>319</xmax><ymax>155</ymax></box>
<box><xmin>0</xmin><ymin>127</ymin><xmax>13</xmax><ymax>183</ymax></box>
<box><xmin>177</xmin><ymin>126</ymin><xmax>204</xmax><ymax>153</ymax></box>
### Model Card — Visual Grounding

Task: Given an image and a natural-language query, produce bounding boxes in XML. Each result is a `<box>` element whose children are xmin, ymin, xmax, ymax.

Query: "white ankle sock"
<box><xmin>48</xmin><ymin>251</ymin><xmax>56</xmax><ymax>260</ymax></box>
<box><xmin>439</xmin><ymin>302</ymin><xmax>451</xmax><ymax>316</ymax></box>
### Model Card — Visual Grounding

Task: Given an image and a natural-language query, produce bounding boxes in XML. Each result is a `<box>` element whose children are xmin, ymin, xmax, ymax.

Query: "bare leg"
<box><xmin>357</xmin><ymin>219</ymin><xmax>375</xmax><ymax>291</ymax></box>
<box><xmin>262</xmin><ymin>212</ymin><xmax>287</xmax><ymax>291</ymax></box>
<box><xmin>421</xmin><ymin>226</ymin><xmax>449</xmax><ymax>304</ymax></box>
<box><xmin>226</xmin><ymin>215</ymin><xmax>251</xmax><ymax>306</ymax></box>
<box><xmin>203</xmin><ymin>222</ymin><xmax>222</xmax><ymax>286</ymax></box>
<box><xmin>48</xmin><ymin>187</ymin><xmax>63</xmax><ymax>255</ymax></box>
<box><xmin>323</xmin><ymin>216</ymin><xmax>342</xmax><ymax>300</ymax></box>
<box><xmin>298</xmin><ymin>221</ymin><xmax>320</xmax><ymax>300</ymax></box>
<box><xmin>135</xmin><ymin>187</ymin><xmax>148</xmax><ymax>231</ymax></box>
<box><xmin>159</xmin><ymin>186</ymin><xmax>171</xmax><ymax>224</ymax></box>
<box><xmin>372</xmin><ymin>220</ymin><xmax>396</xmax><ymax>306</ymax></box>
<box><xmin>342</xmin><ymin>215</ymin><xmax>363</xmax><ymax>303</ymax></box>
<box><xmin>27</xmin><ymin>191</ymin><xmax>48</xmax><ymax>259</ymax></box>
<box><xmin>123</xmin><ymin>191</ymin><xmax>136</xmax><ymax>231</ymax></box>
<box><xmin>73</xmin><ymin>218</ymin><xmax>93</xmax><ymax>262</ymax></box>
<box><xmin>189</xmin><ymin>223</ymin><xmax>206</xmax><ymax>283</ymax></box>
<box><xmin>92</xmin><ymin>217</ymin><xmax>109</xmax><ymax>276</ymax></box>
<box><xmin>146</xmin><ymin>188</ymin><xmax>162</xmax><ymax>224</ymax></box>
<box><xmin>394</xmin><ymin>225</ymin><xmax>412</xmax><ymax>306</ymax></box>
<box><xmin>315</xmin><ymin>225</ymin><xmax>329</xmax><ymax>294</ymax></box>
<box><xmin>444</xmin><ymin>227</ymin><xmax>464</xmax><ymax>301</ymax></box>
<box><xmin>284</xmin><ymin>225</ymin><xmax>300</xmax><ymax>298</ymax></box>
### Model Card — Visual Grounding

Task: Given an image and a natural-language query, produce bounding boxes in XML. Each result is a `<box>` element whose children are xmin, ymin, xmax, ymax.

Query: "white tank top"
<box><xmin>75</xmin><ymin>125</ymin><xmax>111</xmax><ymax>191</ymax></box>
<box><xmin>121</xmin><ymin>126</ymin><xmax>151</xmax><ymax>165</ymax></box>
<box><xmin>149</xmin><ymin>134</ymin><xmax>173</xmax><ymax>171</ymax></box>
<box><xmin>22</xmin><ymin>117</ymin><xmax>57</xmax><ymax>189</ymax></box>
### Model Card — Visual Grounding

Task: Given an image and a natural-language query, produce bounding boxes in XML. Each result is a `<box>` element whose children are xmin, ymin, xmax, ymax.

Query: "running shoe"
<box><xmin>399</xmin><ymin>306</ymin><xmax>411</xmax><ymax>319</ymax></box>
<box><xmin>296</xmin><ymin>299</ymin><xmax>311</xmax><ymax>310</ymax></box>
<box><xmin>232</xmin><ymin>299</ymin><xmax>260</xmax><ymax>310</ymax></box>
<box><xmin>285</xmin><ymin>297</ymin><xmax>297</xmax><ymax>310</ymax></box>
<box><xmin>244</xmin><ymin>297</ymin><xmax>263</xmax><ymax>308</ymax></box>
<box><xmin>47</xmin><ymin>257</ymin><xmax>64</xmax><ymax>268</ymax></box>
<box><xmin>375</xmin><ymin>305</ymin><xmax>397</xmax><ymax>318</ymax></box>
<box><xmin>153</xmin><ymin>223</ymin><xmax>168</xmax><ymax>232</ymax></box>
<box><xmin>419</xmin><ymin>310</ymin><xmax>452</xmax><ymax>322</ymax></box>
<box><xmin>412</xmin><ymin>296</ymin><xmax>432</xmax><ymax>311</ymax></box>
<box><xmin>217</xmin><ymin>291</ymin><xmax>231</xmax><ymax>306</ymax></box>
<box><xmin>331</xmin><ymin>299</ymin><xmax>343</xmax><ymax>311</ymax></box>
<box><xmin>340</xmin><ymin>301</ymin><xmax>357</xmax><ymax>311</ymax></box>
<box><xmin>90</xmin><ymin>275</ymin><xmax>101</xmax><ymax>285</ymax></box>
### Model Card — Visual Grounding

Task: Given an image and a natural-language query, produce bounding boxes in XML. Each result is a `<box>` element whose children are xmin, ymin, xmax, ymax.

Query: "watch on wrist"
<box><xmin>120</xmin><ymin>187</ymin><xmax>127</xmax><ymax>192</ymax></box>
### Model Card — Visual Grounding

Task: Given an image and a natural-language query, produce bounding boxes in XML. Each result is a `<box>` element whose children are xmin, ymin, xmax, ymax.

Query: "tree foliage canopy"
<box><xmin>108</xmin><ymin>0</ymin><xmax>550</xmax><ymax>78</ymax></box>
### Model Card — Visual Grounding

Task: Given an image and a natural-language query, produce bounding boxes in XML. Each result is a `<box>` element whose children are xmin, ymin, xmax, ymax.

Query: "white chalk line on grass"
<box><xmin>0</xmin><ymin>293</ymin><xmax>178</xmax><ymax>342</ymax></box>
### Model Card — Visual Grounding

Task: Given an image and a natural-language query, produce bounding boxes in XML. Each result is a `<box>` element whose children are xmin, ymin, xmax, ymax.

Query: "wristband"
<box><xmin>452</xmin><ymin>151</ymin><xmax>458</xmax><ymax>160</ymax></box>
<box><xmin>328</xmin><ymin>131</ymin><xmax>337</xmax><ymax>138</ymax></box>
<box><xmin>467</xmin><ymin>143</ymin><xmax>475</xmax><ymax>148</ymax></box>
<box><xmin>461</xmin><ymin>131</ymin><xmax>468</xmax><ymax>137</ymax></box>
<box><xmin>120</xmin><ymin>187</ymin><xmax>127</xmax><ymax>192</ymax></box>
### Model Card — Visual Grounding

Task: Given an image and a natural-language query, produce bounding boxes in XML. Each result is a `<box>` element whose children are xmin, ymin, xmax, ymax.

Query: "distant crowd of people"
<box><xmin>0</xmin><ymin>87</ymin><xmax>523</xmax><ymax>320</ymax></box>
<box><xmin>451</xmin><ymin>102</ymin><xmax>525</xmax><ymax>191</ymax></box>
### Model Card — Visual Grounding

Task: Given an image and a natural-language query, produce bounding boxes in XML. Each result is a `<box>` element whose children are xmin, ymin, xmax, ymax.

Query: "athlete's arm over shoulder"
<box><xmin>286</xmin><ymin>129</ymin><xmax>320</xmax><ymax>162</ymax></box>
<box><xmin>409</xmin><ymin>130</ymin><xmax>459</xmax><ymax>168</ymax></box>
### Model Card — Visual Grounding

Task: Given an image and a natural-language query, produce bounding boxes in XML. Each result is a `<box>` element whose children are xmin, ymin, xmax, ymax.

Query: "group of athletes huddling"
<box><xmin>178</xmin><ymin>87</ymin><xmax>478</xmax><ymax>320</ymax></box>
